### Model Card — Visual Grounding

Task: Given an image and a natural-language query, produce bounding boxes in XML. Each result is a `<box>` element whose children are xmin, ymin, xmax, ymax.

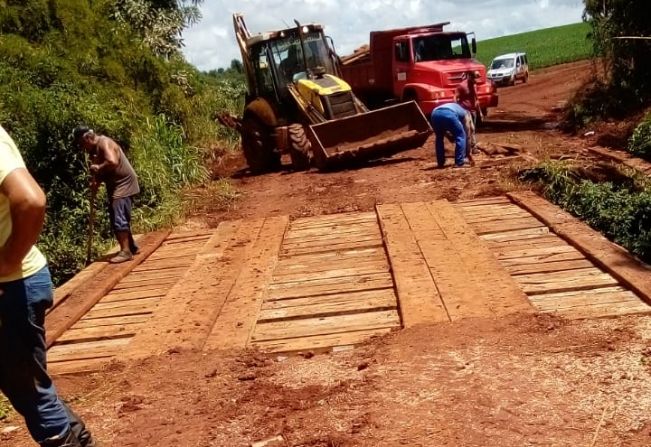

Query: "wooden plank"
<box><xmin>278</xmin><ymin>247</ymin><xmax>384</xmax><ymax>264</ymax></box>
<box><xmin>495</xmin><ymin>244</ymin><xmax>580</xmax><ymax>261</ymax></box>
<box><xmin>515</xmin><ymin>267</ymin><xmax>619</xmax><ymax>295</ymax></box>
<box><xmin>281</xmin><ymin>233</ymin><xmax>381</xmax><ymax>251</ymax></box>
<box><xmin>376</xmin><ymin>203</ymin><xmax>449</xmax><ymax>325</ymax></box>
<box><xmin>51</xmin><ymin>263</ymin><xmax>107</xmax><ymax>313</ymax></box>
<box><xmin>507</xmin><ymin>259</ymin><xmax>594</xmax><ymax>276</ymax></box>
<box><xmin>559</xmin><ymin>302</ymin><xmax>651</xmax><ymax>319</ymax></box>
<box><xmin>460</xmin><ymin>203</ymin><xmax>528</xmax><ymax>215</ymax></box>
<box><xmin>472</xmin><ymin>217</ymin><xmax>545</xmax><ymax>235</ymax></box>
<box><xmin>117</xmin><ymin>267</ymin><xmax>187</xmax><ymax>281</ymax></box>
<box><xmin>529</xmin><ymin>286</ymin><xmax>640</xmax><ymax>309</ymax></box>
<box><xmin>485</xmin><ymin>235</ymin><xmax>562</xmax><ymax>250</ymax></box>
<box><xmin>250</xmin><ymin>309</ymin><xmax>400</xmax><ymax>342</ymax></box>
<box><xmin>123</xmin><ymin>220</ymin><xmax>247</xmax><ymax>359</ymax></box>
<box><xmin>251</xmin><ymin>327</ymin><xmax>394</xmax><ymax>353</ymax></box>
<box><xmin>509</xmin><ymin>191</ymin><xmax>651</xmax><ymax>306</ymax></box>
<box><xmin>101</xmin><ymin>288</ymin><xmax>168</xmax><ymax>302</ymax></box>
<box><xmin>57</xmin><ymin>323</ymin><xmax>139</xmax><ymax>343</ymax></box>
<box><xmin>92</xmin><ymin>297</ymin><xmax>160</xmax><ymax>311</ymax></box>
<box><xmin>259</xmin><ymin>289</ymin><xmax>397</xmax><ymax>322</ymax></box>
<box><xmin>45</xmin><ymin>231</ymin><xmax>170</xmax><ymax>348</ymax></box>
<box><xmin>131</xmin><ymin>256</ymin><xmax>197</xmax><ymax>272</ymax></box>
<box><xmin>72</xmin><ymin>314</ymin><xmax>150</xmax><ymax>328</ymax></box>
<box><xmin>461</xmin><ymin>208</ymin><xmax>532</xmax><ymax>221</ymax></box>
<box><xmin>203</xmin><ymin>216</ymin><xmax>289</xmax><ymax>350</ymax></box>
<box><xmin>425</xmin><ymin>201</ymin><xmax>532</xmax><ymax>316</ymax></box>
<box><xmin>83</xmin><ymin>305</ymin><xmax>154</xmax><ymax>320</ymax></box>
<box><xmin>162</xmin><ymin>234</ymin><xmax>212</xmax><ymax>245</ymax></box>
<box><xmin>113</xmin><ymin>276</ymin><xmax>179</xmax><ymax>290</ymax></box>
<box><xmin>272</xmin><ymin>264</ymin><xmax>390</xmax><ymax>284</ymax></box>
<box><xmin>399</xmin><ymin>202</ymin><xmax>491</xmax><ymax>320</ymax></box>
<box><xmin>290</xmin><ymin>212</ymin><xmax>377</xmax><ymax>229</ymax></box>
<box><xmin>47</xmin><ymin>338</ymin><xmax>130</xmax><ymax>363</ymax></box>
<box><xmin>456</xmin><ymin>196</ymin><xmax>511</xmax><ymax>206</ymax></box>
<box><xmin>49</xmin><ymin>357</ymin><xmax>113</xmax><ymax>376</ymax></box>
<box><xmin>479</xmin><ymin>227</ymin><xmax>550</xmax><ymax>242</ymax></box>
<box><xmin>284</xmin><ymin>222</ymin><xmax>378</xmax><ymax>239</ymax></box>
<box><xmin>499</xmin><ymin>250</ymin><xmax>587</xmax><ymax>267</ymax></box>
<box><xmin>166</xmin><ymin>229</ymin><xmax>214</xmax><ymax>240</ymax></box>
<box><xmin>280</xmin><ymin>240</ymin><xmax>383</xmax><ymax>258</ymax></box>
<box><xmin>267</xmin><ymin>272</ymin><xmax>394</xmax><ymax>301</ymax></box>
<box><xmin>274</xmin><ymin>257</ymin><xmax>388</xmax><ymax>276</ymax></box>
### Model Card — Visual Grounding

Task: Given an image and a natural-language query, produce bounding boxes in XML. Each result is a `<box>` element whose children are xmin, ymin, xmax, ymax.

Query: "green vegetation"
<box><xmin>0</xmin><ymin>0</ymin><xmax>245</xmax><ymax>284</ymax></box>
<box><xmin>628</xmin><ymin>114</ymin><xmax>651</xmax><ymax>159</ymax></box>
<box><xmin>521</xmin><ymin>161</ymin><xmax>651</xmax><ymax>263</ymax></box>
<box><xmin>477</xmin><ymin>22</ymin><xmax>592</xmax><ymax>71</ymax></box>
<box><xmin>564</xmin><ymin>1</ymin><xmax>650</xmax><ymax>129</ymax></box>
<box><xmin>0</xmin><ymin>395</ymin><xmax>10</xmax><ymax>420</ymax></box>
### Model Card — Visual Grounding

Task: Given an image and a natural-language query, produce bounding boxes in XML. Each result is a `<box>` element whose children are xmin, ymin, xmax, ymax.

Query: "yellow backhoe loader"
<box><xmin>217</xmin><ymin>14</ymin><xmax>432</xmax><ymax>172</ymax></box>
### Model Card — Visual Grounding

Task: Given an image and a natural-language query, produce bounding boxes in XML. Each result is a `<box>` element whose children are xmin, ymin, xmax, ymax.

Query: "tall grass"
<box><xmin>521</xmin><ymin>161</ymin><xmax>651</xmax><ymax>262</ymax></box>
<box><xmin>476</xmin><ymin>22</ymin><xmax>592</xmax><ymax>71</ymax></box>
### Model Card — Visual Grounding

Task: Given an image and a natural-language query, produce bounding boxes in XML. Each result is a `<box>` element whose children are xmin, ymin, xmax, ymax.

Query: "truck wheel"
<box><xmin>524</xmin><ymin>72</ymin><xmax>529</xmax><ymax>83</ymax></box>
<box><xmin>241</xmin><ymin>115</ymin><xmax>281</xmax><ymax>174</ymax></box>
<box><xmin>288</xmin><ymin>124</ymin><xmax>311</xmax><ymax>171</ymax></box>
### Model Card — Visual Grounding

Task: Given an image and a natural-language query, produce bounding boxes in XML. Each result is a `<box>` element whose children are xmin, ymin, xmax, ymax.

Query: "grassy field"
<box><xmin>476</xmin><ymin>22</ymin><xmax>592</xmax><ymax>71</ymax></box>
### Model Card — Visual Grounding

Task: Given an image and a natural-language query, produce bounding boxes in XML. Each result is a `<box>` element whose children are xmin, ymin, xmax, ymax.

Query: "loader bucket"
<box><xmin>306</xmin><ymin>101</ymin><xmax>432</xmax><ymax>169</ymax></box>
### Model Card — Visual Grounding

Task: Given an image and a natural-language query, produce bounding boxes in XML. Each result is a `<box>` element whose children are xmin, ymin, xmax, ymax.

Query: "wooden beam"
<box><xmin>203</xmin><ymin>216</ymin><xmax>289</xmax><ymax>350</ymax></box>
<box><xmin>45</xmin><ymin>231</ymin><xmax>170</xmax><ymax>348</ymax></box>
<box><xmin>376</xmin><ymin>203</ymin><xmax>450</xmax><ymax>325</ymax></box>
<box><xmin>508</xmin><ymin>191</ymin><xmax>651</xmax><ymax>305</ymax></box>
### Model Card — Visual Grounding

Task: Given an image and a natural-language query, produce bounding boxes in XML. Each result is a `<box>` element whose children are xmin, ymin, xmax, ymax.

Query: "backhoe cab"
<box><xmin>218</xmin><ymin>14</ymin><xmax>431</xmax><ymax>173</ymax></box>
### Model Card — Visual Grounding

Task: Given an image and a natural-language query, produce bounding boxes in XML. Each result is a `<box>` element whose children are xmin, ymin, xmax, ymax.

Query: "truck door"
<box><xmin>393</xmin><ymin>39</ymin><xmax>412</xmax><ymax>99</ymax></box>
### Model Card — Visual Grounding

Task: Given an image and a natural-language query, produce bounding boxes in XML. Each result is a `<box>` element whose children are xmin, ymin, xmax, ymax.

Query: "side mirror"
<box><xmin>471</xmin><ymin>37</ymin><xmax>477</xmax><ymax>55</ymax></box>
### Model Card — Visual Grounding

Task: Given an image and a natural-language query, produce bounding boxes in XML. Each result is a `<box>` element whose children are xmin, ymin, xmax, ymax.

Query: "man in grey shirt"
<box><xmin>74</xmin><ymin>126</ymin><xmax>140</xmax><ymax>263</ymax></box>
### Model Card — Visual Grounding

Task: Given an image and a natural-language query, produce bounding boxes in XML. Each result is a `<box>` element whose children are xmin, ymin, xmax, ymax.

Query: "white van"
<box><xmin>487</xmin><ymin>52</ymin><xmax>528</xmax><ymax>86</ymax></box>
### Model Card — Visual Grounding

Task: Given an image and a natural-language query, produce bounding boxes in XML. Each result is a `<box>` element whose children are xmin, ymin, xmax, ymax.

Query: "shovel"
<box><xmin>85</xmin><ymin>185</ymin><xmax>96</xmax><ymax>266</ymax></box>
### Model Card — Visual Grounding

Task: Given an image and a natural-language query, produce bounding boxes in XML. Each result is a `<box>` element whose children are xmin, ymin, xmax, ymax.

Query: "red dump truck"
<box><xmin>340</xmin><ymin>23</ymin><xmax>498</xmax><ymax>118</ymax></box>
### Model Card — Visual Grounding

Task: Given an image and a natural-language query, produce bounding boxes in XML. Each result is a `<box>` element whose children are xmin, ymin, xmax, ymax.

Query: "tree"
<box><xmin>112</xmin><ymin>0</ymin><xmax>203</xmax><ymax>56</ymax></box>
<box><xmin>583</xmin><ymin>0</ymin><xmax>651</xmax><ymax>99</ymax></box>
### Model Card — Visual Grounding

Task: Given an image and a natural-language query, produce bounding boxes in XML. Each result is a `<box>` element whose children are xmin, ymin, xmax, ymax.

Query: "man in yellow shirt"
<box><xmin>0</xmin><ymin>125</ymin><xmax>97</xmax><ymax>446</ymax></box>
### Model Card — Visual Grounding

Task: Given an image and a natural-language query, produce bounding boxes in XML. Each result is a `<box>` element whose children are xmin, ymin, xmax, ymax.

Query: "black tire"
<box><xmin>241</xmin><ymin>115</ymin><xmax>280</xmax><ymax>174</ymax></box>
<box><xmin>288</xmin><ymin>124</ymin><xmax>311</xmax><ymax>171</ymax></box>
<box><xmin>523</xmin><ymin>72</ymin><xmax>529</xmax><ymax>83</ymax></box>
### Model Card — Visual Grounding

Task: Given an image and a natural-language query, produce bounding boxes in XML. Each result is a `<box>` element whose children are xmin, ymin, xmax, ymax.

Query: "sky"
<box><xmin>181</xmin><ymin>0</ymin><xmax>585</xmax><ymax>71</ymax></box>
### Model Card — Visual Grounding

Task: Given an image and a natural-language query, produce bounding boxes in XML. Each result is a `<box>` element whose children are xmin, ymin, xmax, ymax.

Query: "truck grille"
<box><xmin>322</xmin><ymin>92</ymin><xmax>357</xmax><ymax>119</ymax></box>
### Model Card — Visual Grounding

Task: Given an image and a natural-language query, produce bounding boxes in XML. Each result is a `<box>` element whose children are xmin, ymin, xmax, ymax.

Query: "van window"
<box><xmin>395</xmin><ymin>41</ymin><xmax>410</xmax><ymax>62</ymax></box>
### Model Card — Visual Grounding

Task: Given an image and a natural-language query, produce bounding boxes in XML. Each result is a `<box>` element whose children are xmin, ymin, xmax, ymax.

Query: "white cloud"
<box><xmin>181</xmin><ymin>0</ymin><xmax>585</xmax><ymax>71</ymax></box>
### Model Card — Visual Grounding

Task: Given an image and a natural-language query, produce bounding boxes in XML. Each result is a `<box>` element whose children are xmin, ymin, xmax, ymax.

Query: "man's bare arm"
<box><xmin>0</xmin><ymin>168</ymin><xmax>46</xmax><ymax>276</ymax></box>
<box><xmin>90</xmin><ymin>138</ymin><xmax>119</xmax><ymax>174</ymax></box>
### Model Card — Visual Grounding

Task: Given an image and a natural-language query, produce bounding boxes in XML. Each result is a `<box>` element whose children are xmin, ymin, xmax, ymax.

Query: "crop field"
<box><xmin>475</xmin><ymin>22</ymin><xmax>592</xmax><ymax>71</ymax></box>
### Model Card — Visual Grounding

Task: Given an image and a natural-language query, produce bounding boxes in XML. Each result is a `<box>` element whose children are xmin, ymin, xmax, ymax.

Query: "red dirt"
<box><xmin>6</xmin><ymin>60</ymin><xmax>651</xmax><ymax>447</ymax></box>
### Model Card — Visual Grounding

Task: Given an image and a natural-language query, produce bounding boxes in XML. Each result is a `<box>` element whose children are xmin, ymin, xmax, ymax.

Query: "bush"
<box><xmin>0</xmin><ymin>0</ymin><xmax>245</xmax><ymax>285</ymax></box>
<box><xmin>628</xmin><ymin>114</ymin><xmax>651</xmax><ymax>159</ymax></box>
<box><xmin>521</xmin><ymin>161</ymin><xmax>651</xmax><ymax>263</ymax></box>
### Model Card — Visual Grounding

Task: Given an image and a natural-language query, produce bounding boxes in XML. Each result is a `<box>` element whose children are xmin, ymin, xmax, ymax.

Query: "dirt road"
<box><xmin>6</xmin><ymin>60</ymin><xmax>651</xmax><ymax>447</ymax></box>
<box><xmin>190</xmin><ymin>60</ymin><xmax>592</xmax><ymax>227</ymax></box>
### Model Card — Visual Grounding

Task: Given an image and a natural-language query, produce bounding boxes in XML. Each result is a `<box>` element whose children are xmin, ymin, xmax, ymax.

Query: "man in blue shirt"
<box><xmin>430</xmin><ymin>102</ymin><xmax>473</xmax><ymax>168</ymax></box>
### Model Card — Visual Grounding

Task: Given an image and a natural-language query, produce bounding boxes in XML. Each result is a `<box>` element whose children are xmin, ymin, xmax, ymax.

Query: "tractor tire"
<box><xmin>288</xmin><ymin>124</ymin><xmax>311</xmax><ymax>171</ymax></box>
<box><xmin>241</xmin><ymin>115</ymin><xmax>281</xmax><ymax>174</ymax></box>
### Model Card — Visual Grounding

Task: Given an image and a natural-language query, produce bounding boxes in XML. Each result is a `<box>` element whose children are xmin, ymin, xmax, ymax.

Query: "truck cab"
<box><xmin>341</xmin><ymin>23</ymin><xmax>498</xmax><ymax>117</ymax></box>
<box><xmin>392</xmin><ymin>31</ymin><xmax>498</xmax><ymax>116</ymax></box>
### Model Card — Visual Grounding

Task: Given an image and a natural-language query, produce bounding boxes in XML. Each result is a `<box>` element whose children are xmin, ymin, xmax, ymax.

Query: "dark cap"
<box><xmin>72</xmin><ymin>125</ymin><xmax>92</xmax><ymax>145</ymax></box>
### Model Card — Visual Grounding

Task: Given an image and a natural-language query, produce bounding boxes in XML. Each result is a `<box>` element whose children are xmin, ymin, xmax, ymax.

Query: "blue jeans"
<box><xmin>0</xmin><ymin>266</ymin><xmax>70</xmax><ymax>442</ymax></box>
<box><xmin>108</xmin><ymin>196</ymin><xmax>138</xmax><ymax>253</ymax></box>
<box><xmin>431</xmin><ymin>108</ymin><xmax>467</xmax><ymax>167</ymax></box>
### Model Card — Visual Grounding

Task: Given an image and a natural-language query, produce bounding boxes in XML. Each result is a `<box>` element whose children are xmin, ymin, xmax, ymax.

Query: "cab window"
<box><xmin>395</xmin><ymin>41</ymin><xmax>410</xmax><ymax>62</ymax></box>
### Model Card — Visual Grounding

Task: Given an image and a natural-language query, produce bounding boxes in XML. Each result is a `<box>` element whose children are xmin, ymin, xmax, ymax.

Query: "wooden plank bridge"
<box><xmin>46</xmin><ymin>193</ymin><xmax>651</xmax><ymax>375</ymax></box>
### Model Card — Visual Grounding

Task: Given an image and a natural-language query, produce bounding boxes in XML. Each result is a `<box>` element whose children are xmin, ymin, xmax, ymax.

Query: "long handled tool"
<box><xmin>85</xmin><ymin>186</ymin><xmax>96</xmax><ymax>266</ymax></box>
